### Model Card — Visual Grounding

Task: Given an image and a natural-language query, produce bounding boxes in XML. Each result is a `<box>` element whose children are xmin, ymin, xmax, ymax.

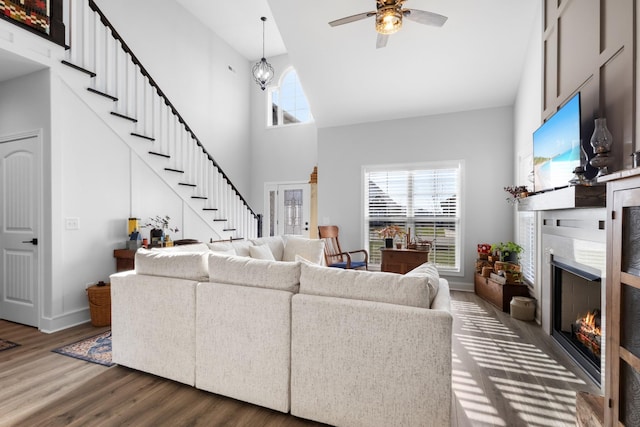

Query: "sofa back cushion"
<box><xmin>404</xmin><ymin>262</ymin><xmax>440</xmax><ymax>306</ymax></box>
<box><xmin>151</xmin><ymin>243</ymin><xmax>210</xmax><ymax>253</ymax></box>
<box><xmin>135</xmin><ymin>248</ymin><xmax>209</xmax><ymax>281</ymax></box>
<box><xmin>299</xmin><ymin>262</ymin><xmax>432</xmax><ymax>308</ymax></box>
<box><xmin>208</xmin><ymin>253</ymin><xmax>301</xmax><ymax>293</ymax></box>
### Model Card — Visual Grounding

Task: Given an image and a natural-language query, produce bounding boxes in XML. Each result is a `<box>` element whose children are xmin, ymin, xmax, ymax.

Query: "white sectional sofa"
<box><xmin>110</xmin><ymin>236</ymin><xmax>452</xmax><ymax>427</ymax></box>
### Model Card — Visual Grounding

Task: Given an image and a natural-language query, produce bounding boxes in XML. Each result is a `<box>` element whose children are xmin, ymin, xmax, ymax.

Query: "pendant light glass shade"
<box><xmin>252</xmin><ymin>17</ymin><xmax>274</xmax><ymax>91</ymax></box>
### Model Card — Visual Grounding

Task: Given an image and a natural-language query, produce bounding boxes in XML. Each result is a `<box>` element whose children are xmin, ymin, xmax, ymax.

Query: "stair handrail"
<box><xmin>86</xmin><ymin>0</ymin><xmax>257</xmax><ymax>220</ymax></box>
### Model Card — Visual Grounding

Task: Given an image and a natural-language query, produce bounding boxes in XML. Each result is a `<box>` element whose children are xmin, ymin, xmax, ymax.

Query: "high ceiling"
<box><xmin>1</xmin><ymin>1</ymin><xmax>541</xmax><ymax>129</ymax></box>
<box><xmin>178</xmin><ymin>0</ymin><xmax>541</xmax><ymax>128</ymax></box>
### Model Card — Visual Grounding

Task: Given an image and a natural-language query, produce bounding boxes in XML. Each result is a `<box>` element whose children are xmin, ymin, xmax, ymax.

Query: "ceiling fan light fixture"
<box><xmin>375</xmin><ymin>8</ymin><xmax>402</xmax><ymax>35</ymax></box>
<box><xmin>252</xmin><ymin>17</ymin><xmax>274</xmax><ymax>91</ymax></box>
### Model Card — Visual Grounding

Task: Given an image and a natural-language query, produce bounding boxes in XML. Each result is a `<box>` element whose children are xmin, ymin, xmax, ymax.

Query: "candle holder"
<box><xmin>569</xmin><ymin>143</ymin><xmax>590</xmax><ymax>186</ymax></box>
<box><xmin>589</xmin><ymin>118</ymin><xmax>613</xmax><ymax>178</ymax></box>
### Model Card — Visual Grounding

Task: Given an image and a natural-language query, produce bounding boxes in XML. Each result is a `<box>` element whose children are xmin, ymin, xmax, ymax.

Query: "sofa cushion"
<box><xmin>404</xmin><ymin>262</ymin><xmax>440</xmax><ymax>306</ymax></box>
<box><xmin>208</xmin><ymin>253</ymin><xmax>301</xmax><ymax>293</ymax></box>
<box><xmin>151</xmin><ymin>243</ymin><xmax>210</xmax><ymax>253</ymax></box>
<box><xmin>250</xmin><ymin>236</ymin><xmax>285</xmax><ymax>261</ymax></box>
<box><xmin>135</xmin><ymin>248</ymin><xmax>209</xmax><ymax>281</ymax></box>
<box><xmin>249</xmin><ymin>244</ymin><xmax>276</xmax><ymax>261</ymax></box>
<box><xmin>299</xmin><ymin>262</ymin><xmax>431</xmax><ymax>308</ymax></box>
<box><xmin>283</xmin><ymin>236</ymin><xmax>325</xmax><ymax>264</ymax></box>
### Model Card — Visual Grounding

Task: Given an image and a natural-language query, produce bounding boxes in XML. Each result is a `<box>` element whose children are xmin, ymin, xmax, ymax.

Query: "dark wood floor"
<box><xmin>0</xmin><ymin>291</ymin><xmax>600</xmax><ymax>426</ymax></box>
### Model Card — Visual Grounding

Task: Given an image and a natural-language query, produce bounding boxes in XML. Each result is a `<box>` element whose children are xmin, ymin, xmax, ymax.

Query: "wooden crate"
<box><xmin>474</xmin><ymin>273</ymin><xmax>530</xmax><ymax>313</ymax></box>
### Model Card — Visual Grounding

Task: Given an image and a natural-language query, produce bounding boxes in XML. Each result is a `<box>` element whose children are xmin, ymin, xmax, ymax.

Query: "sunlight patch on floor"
<box><xmin>452</xmin><ymin>299</ymin><xmax>584</xmax><ymax>426</ymax></box>
<box><xmin>452</xmin><ymin>367</ymin><xmax>507</xmax><ymax>426</ymax></box>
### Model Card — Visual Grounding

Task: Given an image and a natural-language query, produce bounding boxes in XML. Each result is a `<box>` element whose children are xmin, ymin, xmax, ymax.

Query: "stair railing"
<box><xmin>61</xmin><ymin>0</ymin><xmax>260</xmax><ymax>239</ymax></box>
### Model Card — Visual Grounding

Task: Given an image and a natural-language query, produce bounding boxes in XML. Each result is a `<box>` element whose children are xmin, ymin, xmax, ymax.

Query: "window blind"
<box><xmin>518</xmin><ymin>211</ymin><xmax>535</xmax><ymax>284</ymax></box>
<box><xmin>365</xmin><ymin>163</ymin><xmax>461</xmax><ymax>272</ymax></box>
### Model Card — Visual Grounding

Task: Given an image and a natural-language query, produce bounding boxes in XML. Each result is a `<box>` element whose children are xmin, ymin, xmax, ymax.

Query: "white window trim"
<box><xmin>362</xmin><ymin>160</ymin><xmax>465</xmax><ymax>276</ymax></box>
<box><xmin>267</xmin><ymin>66</ymin><xmax>314</xmax><ymax>128</ymax></box>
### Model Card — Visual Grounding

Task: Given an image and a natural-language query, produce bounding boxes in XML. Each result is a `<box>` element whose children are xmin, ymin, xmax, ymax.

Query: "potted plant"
<box><xmin>491</xmin><ymin>241</ymin><xmax>523</xmax><ymax>263</ymax></box>
<box><xmin>376</xmin><ymin>225</ymin><xmax>406</xmax><ymax>248</ymax></box>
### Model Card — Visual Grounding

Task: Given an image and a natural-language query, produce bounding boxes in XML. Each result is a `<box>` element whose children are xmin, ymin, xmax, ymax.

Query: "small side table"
<box><xmin>380</xmin><ymin>248</ymin><xmax>430</xmax><ymax>274</ymax></box>
<box><xmin>113</xmin><ymin>248</ymin><xmax>136</xmax><ymax>272</ymax></box>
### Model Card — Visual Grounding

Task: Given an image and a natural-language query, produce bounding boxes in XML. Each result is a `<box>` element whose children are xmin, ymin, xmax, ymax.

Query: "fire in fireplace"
<box><xmin>551</xmin><ymin>257</ymin><xmax>602</xmax><ymax>385</ymax></box>
<box><xmin>572</xmin><ymin>309</ymin><xmax>601</xmax><ymax>359</ymax></box>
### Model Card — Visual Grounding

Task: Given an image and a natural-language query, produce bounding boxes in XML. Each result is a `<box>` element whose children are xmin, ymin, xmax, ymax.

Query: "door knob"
<box><xmin>22</xmin><ymin>238</ymin><xmax>38</xmax><ymax>245</ymax></box>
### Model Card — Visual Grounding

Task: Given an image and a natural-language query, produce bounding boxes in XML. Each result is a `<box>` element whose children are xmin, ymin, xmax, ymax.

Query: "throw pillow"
<box><xmin>250</xmin><ymin>236</ymin><xmax>285</xmax><ymax>261</ymax></box>
<box><xmin>282</xmin><ymin>236</ymin><xmax>325</xmax><ymax>264</ymax></box>
<box><xmin>249</xmin><ymin>244</ymin><xmax>276</xmax><ymax>261</ymax></box>
<box><xmin>231</xmin><ymin>240</ymin><xmax>253</xmax><ymax>257</ymax></box>
<box><xmin>206</xmin><ymin>242</ymin><xmax>236</xmax><ymax>256</ymax></box>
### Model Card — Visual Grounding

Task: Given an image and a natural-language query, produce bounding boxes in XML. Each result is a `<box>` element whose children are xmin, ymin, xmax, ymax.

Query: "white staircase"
<box><xmin>58</xmin><ymin>0</ymin><xmax>259</xmax><ymax>241</ymax></box>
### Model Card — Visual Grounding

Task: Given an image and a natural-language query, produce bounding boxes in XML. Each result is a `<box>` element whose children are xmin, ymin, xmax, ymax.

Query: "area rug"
<box><xmin>52</xmin><ymin>331</ymin><xmax>114</xmax><ymax>367</ymax></box>
<box><xmin>0</xmin><ymin>338</ymin><xmax>19</xmax><ymax>352</ymax></box>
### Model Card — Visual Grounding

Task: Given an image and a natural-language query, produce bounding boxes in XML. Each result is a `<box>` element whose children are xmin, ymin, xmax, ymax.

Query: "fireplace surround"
<box><xmin>518</xmin><ymin>186</ymin><xmax>607</xmax><ymax>390</ymax></box>
<box><xmin>539</xmin><ymin>207</ymin><xmax>606</xmax><ymax>388</ymax></box>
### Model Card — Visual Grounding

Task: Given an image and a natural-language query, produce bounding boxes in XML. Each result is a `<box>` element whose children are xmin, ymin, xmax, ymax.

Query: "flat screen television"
<box><xmin>533</xmin><ymin>92</ymin><xmax>582</xmax><ymax>192</ymax></box>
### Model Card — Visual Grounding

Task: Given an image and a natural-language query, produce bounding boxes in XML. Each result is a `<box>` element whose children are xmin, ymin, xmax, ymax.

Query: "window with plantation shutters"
<box><xmin>518</xmin><ymin>211</ymin><xmax>535</xmax><ymax>284</ymax></box>
<box><xmin>364</xmin><ymin>162</ymin><xmax>462</xmax><ymax>273</ymax></box>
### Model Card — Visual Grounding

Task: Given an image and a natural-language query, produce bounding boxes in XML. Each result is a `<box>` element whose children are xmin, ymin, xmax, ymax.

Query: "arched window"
<box><xmin>268</xmin><ymin>68</ymin><xmax>313</xmax><ymax>127</ymax></box>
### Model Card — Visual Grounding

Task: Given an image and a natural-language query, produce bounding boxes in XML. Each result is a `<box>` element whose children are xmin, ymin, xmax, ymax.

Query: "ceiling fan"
<box><xmin>328</xmin><ymin>0</ymin><xmax>448</xmax><ymax>49</ymax></box>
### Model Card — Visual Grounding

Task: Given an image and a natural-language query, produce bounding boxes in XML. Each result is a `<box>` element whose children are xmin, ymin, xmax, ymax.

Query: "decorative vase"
<box><xmin>589</xmin><ymin>118</ymin><xmax>613</xmax><ymax>177</ymax></box>
<box><xmin>385</xmin><ymin>238</ymin><xmax>394</xmax><ymax>248</ymax></box>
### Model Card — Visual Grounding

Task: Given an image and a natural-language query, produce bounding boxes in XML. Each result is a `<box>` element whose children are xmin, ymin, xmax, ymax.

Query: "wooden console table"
<box><xmin>113</xmin><ymin>249</ymin><xmax>136</xmax><ymax>272</ymax></box>
<box><xmin>380</xmin><ymin>248</ymin><xmax>429</xmax><ymax>274</ymax></box>
<box><xmin>474</xmin><ymin>273</ymin><xmax>529</xmax><ymax>313</ymax></box>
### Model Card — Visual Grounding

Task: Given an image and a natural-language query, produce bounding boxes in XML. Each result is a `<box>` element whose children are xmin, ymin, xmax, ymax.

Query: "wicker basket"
<box><xmin>87</xmin><ymin>283</ymin><xmax>111</xmax><ymax>327</ymax></box>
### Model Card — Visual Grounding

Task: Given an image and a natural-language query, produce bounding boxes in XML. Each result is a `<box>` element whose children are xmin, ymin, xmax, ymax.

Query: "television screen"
<box><xmin>533</xmin><ymin>93</ymin><xmax>582</xmax><ymax>192</ymax></box>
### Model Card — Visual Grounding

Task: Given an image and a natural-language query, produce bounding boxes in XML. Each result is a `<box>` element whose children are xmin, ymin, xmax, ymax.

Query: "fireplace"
<box><xmin>533</xmin><ymin>205</ymin><xmax>606</xmax><ymax>390</ymax></box>
<box><xmin>551</xmin><ymin>257</ymin><xmax>602</xmax><ymax>385</ymax></box>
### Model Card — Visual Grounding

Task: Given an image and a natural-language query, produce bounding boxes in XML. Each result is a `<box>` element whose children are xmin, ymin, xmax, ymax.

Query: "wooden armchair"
<box><xmin>318</xmin><ymin>225</ymin><xmax>368</xmax><ymax>270</ymax></box>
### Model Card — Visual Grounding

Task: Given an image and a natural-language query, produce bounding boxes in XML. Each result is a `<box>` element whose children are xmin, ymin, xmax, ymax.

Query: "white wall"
<box><xmin>249</xmin><ymin>54</ymin><xmax>318</xmax><ymax>214</ymax></box>
<box><xmin>94</xmin><ymin>0</ymin><xmax>252</xmax><ymax>197</ymax></box>
<box><xmin>318</xmin><ymin>107</ymin><xmax>515</xmax><ymax>289</ymax></box>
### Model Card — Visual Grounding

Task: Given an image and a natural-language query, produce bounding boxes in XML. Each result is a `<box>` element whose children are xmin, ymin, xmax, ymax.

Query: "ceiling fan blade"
<box><xmin>329</xmin><ymin>11</ymin><xmax>376</xmax><ymax>27</ymax></box>
<box><xmin>403</xmin><ymin>9</ymin><xmax>448</xmax><ymax>27</ymax></box>
<box><xmin>376</xmin><ymin>33</ymin><xmax>389</xmax><ymax>49</ymax></box>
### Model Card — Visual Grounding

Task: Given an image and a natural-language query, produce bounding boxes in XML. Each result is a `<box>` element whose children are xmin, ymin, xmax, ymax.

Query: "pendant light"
<box><xmin>252</xmin><ymin>17</ymin><xmax>274</xmax><ymax>91</ymax></box>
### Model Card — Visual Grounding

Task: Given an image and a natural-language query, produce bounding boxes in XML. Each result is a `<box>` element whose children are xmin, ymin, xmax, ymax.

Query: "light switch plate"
<box><xmin>65</xmin><ymin>217</ymin><xmax>80</xmax><ymax>230</ymax></box>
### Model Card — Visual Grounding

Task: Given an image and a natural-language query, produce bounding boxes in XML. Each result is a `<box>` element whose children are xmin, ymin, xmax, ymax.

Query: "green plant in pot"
<box><xmin>491</xmin><ymin>241</ymin><xmax>523</xmax><ymax>263</ymax></box>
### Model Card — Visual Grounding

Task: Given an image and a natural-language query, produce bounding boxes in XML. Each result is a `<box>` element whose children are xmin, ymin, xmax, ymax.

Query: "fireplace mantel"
<box><xmin>517</xmin><ymin>185</ymin><xmax>606</xmax><ymax>211</ymax></box>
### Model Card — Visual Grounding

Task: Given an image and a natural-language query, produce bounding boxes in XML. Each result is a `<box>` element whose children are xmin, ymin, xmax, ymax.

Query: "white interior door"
<box><xmin>0</xmin><ymin>132</ymin><xmax>41</xmax><ymax>327</ymax></box>
<box><xmin>264</xmin><ymin>183</ymin><xmax>310</xmax><ymax>237</ymax></box>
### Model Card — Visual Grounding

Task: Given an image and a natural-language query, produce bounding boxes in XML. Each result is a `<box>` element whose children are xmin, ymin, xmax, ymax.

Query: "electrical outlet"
<box><xmin>65</xmin><ymin>217</ymin><xmax>80</xmax><ymax>230</ymax></box>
